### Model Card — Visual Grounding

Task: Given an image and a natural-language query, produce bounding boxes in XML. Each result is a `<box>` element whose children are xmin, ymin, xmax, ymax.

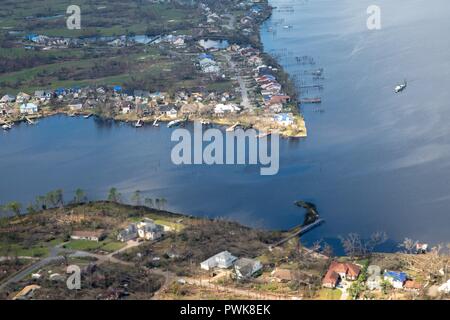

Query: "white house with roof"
<box><xmin>273</xmin><ymin>113</ymin><xmax>294</xmax><ymax>126</ymax></box>
<box><xmin>19</xmin><ymin>103</ymin><xmax>38</xmax><ymax>114</ymax></box>
<box><xmin>234</xmin><ymin>258</ymin><xmax>262</xmax><ymax>280</ymax></box>
<box><xmin>214</xmin><ymin>103</ymin><xmax>240</xmax><ymax>116</ymax></box>
<box><xmin>137</xmin><ymin>218</ymin><xmax>164</xmax><ymax>241</ymax></box>
<box><xmin>384</xmin><ymin>271</ymin><xmax>408</xmax><ymax>289</ymax></box>
<box><xmin>200</xmin><ymin>251</ymin><xmax>237</xmax><ymax>271</ymax></box>
<box><xmin>117</xmin><ymin>224</ymin><xmax>138</xmax><ymax>242</ymax></box>
<box><xmin>34</xmin><ymin>90</ymin><xmax>52</xmax><ymax>100</ymax></box>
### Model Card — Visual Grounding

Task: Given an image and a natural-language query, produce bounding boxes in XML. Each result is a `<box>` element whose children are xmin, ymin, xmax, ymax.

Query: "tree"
<box><xmin>26</xmin><ymin>203</ymin><xmax>36</xmax><ymax>215</ymax></box>
<box><xmin>365</xmin><ymin>231</ymin><xmax>388</xmax><ymax>255</ymax></box>
<box><xmin>35</xmin><ymin>195</ymin><xmax>47</xmax><ymax>210</ymax></box>
<box><xmin>398</xmin><ymin>238</ymin><xmax>418</xmax><ymax>254</ymax></box>
<box><xmin>74</xmin><ymin>188</ymin><xmax>87</xmax><ymax>204</ymax></box>
<box><xmin>45</xmin><ymin>189</ymin><xmax>64</xmax><ymax>208</ymax></box>
<box><xmin>339</xmin><ymin>233</ymin><xmax>363</xmax><ymax>258</ymax></box>
<box><xmin>131</xmin><ymin>190</ymin><xmax>142</xmax><ymax>206</ymax></box>
<box><xmin>6</xmin><ymin>201</ymin><xmax>22</xmax><ymax>216</ymax></box>
<box><xmin>144</xmin><ymin>198</ymin><xmax>154</xmax><ymax>208</ymax></box>
<box><xmin>108</xmin><ymin>187</ymin><xmax>121</xmax><ymax>203</ymax></box>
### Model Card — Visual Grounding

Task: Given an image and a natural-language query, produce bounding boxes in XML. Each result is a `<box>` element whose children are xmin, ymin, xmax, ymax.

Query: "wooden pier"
<box><xmin>269</xmin><ymin>219</ymin><xmax>325</xmax><ymax>249</ymax></box>
<box><xmin>300</xmin><ymin>97</ymin><xmax>322</xmax><ymax>104</ymax></box>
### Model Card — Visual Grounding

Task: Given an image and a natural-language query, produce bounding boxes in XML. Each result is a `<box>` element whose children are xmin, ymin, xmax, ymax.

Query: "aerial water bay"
<box><xmin>1</xmin><ymin>0</ymin><xmax>450</xmax><ymax>250</ymax></box>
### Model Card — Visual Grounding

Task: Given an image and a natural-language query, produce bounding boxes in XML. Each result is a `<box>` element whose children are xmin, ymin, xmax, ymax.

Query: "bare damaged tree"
<box><xmin>399</xmin><ymin>238</ymin><xmax>418</xmax><ymax>254</ymax></box>
<box><xmin>339</xmin><ymin>233</ymin><xmax>363</xmax><ymax>258</ymax></box>
<box><xmin>365</xmin><ymin>231</ymin><xmax>388</xmax><ymax>256</ymax></box>
<box><xmin>340</xmin><ymin>232</ymin><xmax>388</xmax><ymax>258</ymax></box>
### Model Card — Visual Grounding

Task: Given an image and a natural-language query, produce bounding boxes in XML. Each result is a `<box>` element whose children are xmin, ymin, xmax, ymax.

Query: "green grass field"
<box><xmin>63</xmin><ymin>239</ymin><xmax>125</xmax><ymax>253</ymax></box>
<box><xmin>0</xmin><ymin>0</ymin><xmax>201</xmax><ymax>36</ymax></box>
<box><xmin>317</xmin><ymin>288</ymin><xmax>342</xmax><ymax>300</ymax></box>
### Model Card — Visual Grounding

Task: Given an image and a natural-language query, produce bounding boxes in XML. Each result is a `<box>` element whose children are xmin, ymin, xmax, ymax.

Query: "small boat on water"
<box><xmin>84</xmin><ymin>113</ymin><xmax>93</xmax><ymax>119</ymax></box>
<box><xmin>2</xmin><ymin>124</ymin><xmax>12</xmax><ymax>130</ymax></box>
<box><xmin>394</xmin><ymin>80</ymin><xmax>407</xmax><ymax>93</ymax></box>
<box><xmin>167</xmin><ymin>119</ymin><xmax>183</xmax><ymax>128</ymax></box>
<box><xmin>135</xmin><ymin>119</ymin><xmax>143</xmax><ymax>128</ymax></box>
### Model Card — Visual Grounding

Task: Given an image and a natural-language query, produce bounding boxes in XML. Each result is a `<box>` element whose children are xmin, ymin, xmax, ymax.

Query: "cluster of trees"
<box><xmin>339</xmin><ymin>231</ymin><xmax>388</xmax><ymax>258</ymax></box>
<box><xmin>1</xmin><ymin>187</ymin><xmax>170</xmax><ymax>217</ymax></box>
<box><xmin>107</xmin><ymin>188</ymin><xmax>168</xmax><ymax>210</ymax></box>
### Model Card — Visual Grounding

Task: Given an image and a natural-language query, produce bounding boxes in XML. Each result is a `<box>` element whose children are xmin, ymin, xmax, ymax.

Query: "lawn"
<box><xmin>0</xmin><ymin>243</ymin><xmax>50</xmax><ymax>257</ymax></box>
<box><xmin>62</xmin><ymin>239</ymin><xmax>125</xmax><ymax>253</ymax></box>
<box><xmin>317</xmin><ymin>288</ymin><xmax>342</xmax><ymax>300</ymax></box>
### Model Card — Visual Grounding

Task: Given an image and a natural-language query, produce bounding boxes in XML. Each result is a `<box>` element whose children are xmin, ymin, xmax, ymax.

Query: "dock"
<box><xmin>226</xmin><ymin>122</ymin><xmax>240</xmax><ymax>132</ymax></box>
<box><xmin>24</xmin><ymin>117</ymin><xmax>36</xmax><ymax>125</ymax></box>
<box><xmin>299</xmin><ymin>84</ymin><xmax>323</xmax><ymax>90</ymax></box>
<box><xmin>300</xmin><ymin>97</ymin><xmax>322</xmax><ymax>104</ymax></box>
<box><xmin>269</xmin><ymin>219</ymin><xmax>325</xmax><ymax>249</ymax></box>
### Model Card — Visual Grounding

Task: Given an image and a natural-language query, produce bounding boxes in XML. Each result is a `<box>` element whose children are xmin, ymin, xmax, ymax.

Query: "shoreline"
<box><xmin>1</xmin><ymin>1</ymin><xmax>307</xmax><ymax>138</ymax></box>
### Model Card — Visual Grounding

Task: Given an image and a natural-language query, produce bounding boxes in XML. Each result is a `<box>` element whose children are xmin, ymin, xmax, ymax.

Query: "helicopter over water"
<box><xmin>394</xmin><ymin>80</ymin><xmax>407</xmax><ymax>93</ymax></box>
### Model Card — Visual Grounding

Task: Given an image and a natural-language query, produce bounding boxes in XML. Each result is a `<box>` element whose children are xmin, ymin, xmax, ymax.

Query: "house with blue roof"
<box><xmin>384</xmin><ymin>271</ymin><xmax>408</xmax><ymax>289</ymax></box>
<box><xmin>113</xmin><ymin>85</ymin><xmax>122</xmax><ymax>93</ymax></box>
<box><xmin>54</xmin><ymin>88</ymin><xmax>67</xmax><ymax>96</ymax></box>
<box><xmin>25</xmin><ymin>33</ymin><xmax>38</xmax><ymax>42</ymax></box>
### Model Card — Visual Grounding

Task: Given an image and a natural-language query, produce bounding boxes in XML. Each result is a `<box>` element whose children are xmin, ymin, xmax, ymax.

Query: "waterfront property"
<box><xmin>233</xmin><ymin>258</ymin><xmax>263</xmax><ymax>280</ymax></box>
<box><xmin>200</xmin><ymin>251</ymin><xmax>237</xmax><ymax>271</ymax></box>
<box><xmin>383</xmin><ymin>271</ymin><xmax>408</xmax><ymax>289</ymax></box>
<box><xmin>322</xmin><ymin>261</ymin><xmax>361</xmax><ymax>288</ymax></box>
<box><xmin>71</xmin><ymin>230</ymin><xmax>105</xmax><ymax>242</ymax></box>
<box><xmin>19</xmin><ymin>103</ymin><xmax>38</xmax><ymax>115</ymax></box>
<box><xmin>117</xmin><ymin>218</ymin><xmax>164</xmax><ymax>242</ymax></box>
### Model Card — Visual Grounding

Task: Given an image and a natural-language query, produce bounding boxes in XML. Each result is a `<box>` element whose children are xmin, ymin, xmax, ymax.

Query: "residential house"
<box><xmin>267</xmin><ymin>95</ymin><xmax>290</xmax><ymax>106</ymax></box>
<box><xmin>20</xmin><ymin>103</ymin><xmax>38</xmax><ymax>114</ymax></box>
<box><xmin>159</xmin><ymin>105</ymin><xmax>178</xmax><ymax>118</ymax></box>
<box><xmin>136</xmin><ymin>218</ymin><xmax>164</xmax><ymax>241</ymax></box>
<box><xmin>383</xmin><ymin>271</ymin><xmax>408</xmax><ymax>289</ymax></box>
<box><xmin>322</xmin><ymin>268</ymin><xmax>341</xmax><ymax>289</ymax></box>
<box><xmin>71</xmin><ymin>230</ymin><xmax>105</xmax><ymax>242</ymax></box>
<box><xmin>234</xmin><ymin>258</ymin><xmax>262</xmax><ymax>280</ymax></box>
<box><xmin>214</xmin><ymin>103</ymin><xmax>240</xmax><ymax>116</ymax></box>
<box><xmin>16</xmin><ymin>92</ymin><xmax>31</xmax><ymax>103</ymax></box>
<box><xmin>322</xmin><ymin>261</ymin><xmax>361</xmax><ymax>288</ymax></box>
<box><xmin>1</xmin><ymin>94</ymin><xmax>16</xmax><ymax>103</ymax></box>
<box><xmin>121</xmin><ymin>106</ymin><xmax>131</xmax><ymax>114</ymax></box>
<box><xmin>404</xmin><ymin>280</ymin><xmax>421</xmax><ymax>292</ymax></box>
<box><xmin>416</xmin><ymin>243</ymin><xmax>428</xmax><ymax>254</ymax></box>
<box><xmin>273</xmin><ymin>113</ymin><xmax>294</xmax><ymax>126</ymax></box>
<box><xmin>34</xmin><ymin>90</ymin><xmax>53</xmax><ymax>100</ymax></box>
<box><xmin>200</xmin><ymin>251</ymin><xmax>237</xmax><ymax>271</ymax></box>
<box><xmin>117</xmin><ymin>224</ymin><xmax>138</xmax><ymax>242</ymax></box>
